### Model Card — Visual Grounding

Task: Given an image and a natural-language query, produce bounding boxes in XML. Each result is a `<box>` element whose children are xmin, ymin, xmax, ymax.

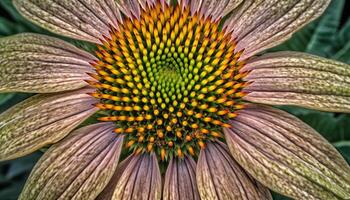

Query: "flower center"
<box><xmin>89</xmin><ymin>2</ymin><xmax>248</xmax><ymax>160</ymax></box>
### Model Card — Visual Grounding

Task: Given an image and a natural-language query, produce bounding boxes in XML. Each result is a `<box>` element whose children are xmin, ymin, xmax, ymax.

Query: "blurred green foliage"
<box><xmin>0</xmin><ymin>0</ymin><xmax>349</xmax><ymax>199</ymax></box>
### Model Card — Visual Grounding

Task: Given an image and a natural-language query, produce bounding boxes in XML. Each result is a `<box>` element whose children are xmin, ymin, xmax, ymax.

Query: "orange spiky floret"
<box><xmin>88</xmin><ymin>2</ymin><xmax>248</xmax><ymax>160</ymax></box>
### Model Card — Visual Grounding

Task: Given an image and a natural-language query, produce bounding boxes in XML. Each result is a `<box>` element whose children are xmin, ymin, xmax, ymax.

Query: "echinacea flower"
<box><xmin>0</xmin><ymin>0</ymin><xmax>350</xmax><ymax>199</ymax></box>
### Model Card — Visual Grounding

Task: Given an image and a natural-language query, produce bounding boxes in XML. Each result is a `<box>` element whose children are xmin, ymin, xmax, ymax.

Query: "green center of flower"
<box><xmin>89</xmin><ymin>3</ymin><xmax>247</xmax><ymax>160</ymax></box>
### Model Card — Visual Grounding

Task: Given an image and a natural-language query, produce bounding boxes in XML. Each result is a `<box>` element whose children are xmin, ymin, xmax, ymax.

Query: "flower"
<box><xmin>0</xmin><ymin>0</ymin><xmax>349</xmax><ymax>199</ymax></box>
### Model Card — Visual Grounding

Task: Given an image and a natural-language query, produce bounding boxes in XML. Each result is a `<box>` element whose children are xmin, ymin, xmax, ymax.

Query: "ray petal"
<box><xmin>116</xmin><ymin>0</ymin><xmax>142</xmax><ymax>20</ymax></box>
<box><xmin>13</xmin><ymin>0</ymin><xmax>122</xmax><ymax>43</ymax></box>
<box><xmin>0</xmin><ymin>33</ymin><xmax>95</xmax><ymax>93</ymax></box>
<box><xmin>19</xmin><ymin>123</ymin><xmax>124</xmax><ymax>200</ymax></box>
<box><xmin>242</xmin><ymin>52</ymin><xmax>350</xmax><ymax>113</ymax></box>
<box><xmin>188</xmin><ymin>0</ymin><xmax>243</xmax><ymax>21</ymax></box>
<box><xmin>196</xmin><ymin>141</ymin><xmax>272</xmax><ymax>200</ymax></box>
<box><xmin>224</xmin><ymin>104</ymin><xmax>350</xmax><ymax>199</ymax></box>
<box><xmin>112</xmin><ymin>153</ymin><xmax>162</xmax><ymax>200</ymax></box>
<box><xmin>163</xmin><ymin>156</ymin><xmax>200</xmax><ymax>200</ymax></box>
<box><xmin>224</xmin><ymin>0</ymin><xmax>330</xmax><ymax>59</ymax></box>
<box><xmin>96</xmin><ymin>156</ymin><xmax>133</xmax><ymax>200</ymax></box>
<box><xmin>0</xmin><ymin>87</ymin><xmax>98</xmax><ymax>161</ymax></box>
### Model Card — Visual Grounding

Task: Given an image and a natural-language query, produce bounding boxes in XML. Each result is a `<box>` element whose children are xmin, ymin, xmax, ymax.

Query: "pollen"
<box><xmin>89</xmin><ymin>2</ymin><xmax>248</xmax><ymax>160</ymax></box>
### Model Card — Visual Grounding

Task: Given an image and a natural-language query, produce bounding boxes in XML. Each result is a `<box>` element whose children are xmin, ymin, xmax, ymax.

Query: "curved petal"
<box><xmin>13</xmin><ymin>0</ymin><xmax>121</xmax><ymax>43</ymax></box>
<box><xmin>242</xmin><ymin>52</ymin><xmax>350</xmax><ymax>113</ymax></box>
<box><xmin>196</xmin><ymin>141</ymin><xmax>272</xmax><ymax>200</ymax></box>
<box><xmin>112</xmin><ymin>153</ymin><xmax>162</xmax><ymax>200</ymax></box>
<box><xmin>116</xmin><ymin>0</ymin><xmax>142</xmax><ymax>20</ymax></box>
<box><xmin>0</xmin><ymin>87</ymin><xmax>98</xmax><ymax>161</ymax></box>
<box><xmin>160</xmin><ymin>0</ymin><xmax>172</xmax><ymax>9</ymax></box>
<box><xmin>19</xmin><ymin>123</ymin><xmax>124</xmax><ymax>200</ymax></box>
<box><xmin>224</xmin><ymin>104</ymin><xmax>350</xmax><ymax>199</ymax></box>
<box><xmin>0</xmin><ymin>33</ymin><xmax>95</xmax><ymax>93</ymax></box>
<box><xmin>187</xmin><ymin>0</ymin><xmax>243</xmax><ymax>21</ymax></box>
<box><xmin>117</xmin><ymin>0</ymin><xmax>158</xmax><ymax>19</ymax></box>
<box><xmin>163</xmin><ymin>156</ymin><xmax>200</xmax><ymax>200</ymax></box>
<box><xmin>224</xmin><ymin>0</ymin><xmax>331</xmax><ymax>59</ymax></box>
<box><xmin>96</xmin><ymin>156</ymin><xmax>133</xmax><ymax>200</ymax></box>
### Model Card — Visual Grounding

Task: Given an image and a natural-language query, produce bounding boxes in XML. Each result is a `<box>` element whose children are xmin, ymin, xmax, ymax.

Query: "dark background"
<box><xmin>341</xmin><ymin>1</ymin><xmax>350</xmax><ymax>23</ymax></box>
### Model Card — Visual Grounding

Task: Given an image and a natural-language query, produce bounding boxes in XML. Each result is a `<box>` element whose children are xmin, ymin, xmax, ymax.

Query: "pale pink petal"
<box><xmin>242</xmin><ymin>51</ymin><xmax>350</xmax><ymax>113</ymax></box>
<box><xmin>138</xmin><ymin>0</ymin><xmax>158</xmax><ymax>9</ymax></box>
<box><xmin>224</xmin><ymin>104</ymin><xmax>350</xmax><ymax>199</ymax></box>
<box><xmin>96</xmin><ymin>156</ymin><xmax>133</xmax><ymax>200</ymax></box>
<box><xmin>197</xmin><ymin>141</ymin><xmax>272</xmax><ymax>200</ymax></box>
<box><xmin>13</xmin><ymin>0</ymin><xmax>122</xmax><ymax>43</ymax></box>
<box><xmin>0</xmin><ymin>87</ymin><xmax>98</xmax><ymax>161</ymax></box>
<box><xmin>112</xmin><ymin>153</ymin><xmax>162</xmax><ymax>200</ymax></box>
<box><xmin>188</xmin><ymin>0</ymin><xmax>243</xmax><ymax>21</ymax></box>
<box><xmin>224</xmin><ymin>0</ymin><xmax>331</xmax><ymax>59</ymax></box>
<box><xmin>116</xmin><ymin>0</ymin><xmax>142</xmax><ymax>20</ymax></box>
<box><xmin>164</xmin><ymin>156</ymin><xmax>200</xmax><ymax>200</ymax></box>
<box><xmin>0</xmin><ymin>33</ymin><xmax>95</xmax><ymax>93</ymax></box>
<box><xmin>19</xmin><ymin>123</ymin><xmax>124</xmax><ymax>200</ymax></box>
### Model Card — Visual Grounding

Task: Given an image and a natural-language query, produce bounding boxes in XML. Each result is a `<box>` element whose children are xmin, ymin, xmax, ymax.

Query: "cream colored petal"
<box><xmin>0</xmin><ymin>87</ymin><xmax>98</xmax><ymax>161</ymax></box>
<box><xmin>19</xmin><ymin>123</ymin><xmax>124</xmax><ymax>200</ymax></box>
<box><xmin>196</xmin><ymin>141</ymin><xmax>272</xmax><ymax>200</ymax></box>
<box><xmin>112</xmin><ymin>153</ymin><xmax>162</xmax><ymax>200</ymax></box>
<box><xmin>187</xmin><ymin>0</ymin><xmax>243</xmax><ymax>21</ymax></box>
<box><xmin>224</xmin><ymin>0</ymin><xmax>330</xmax><ymax>59</ymax></box>
<box><xmin>242</xmin><ymin>51</ymin><xmax>350</xmax><ymax>113</ymax></box>
<box><xmin>224</xmin><ymin>104</ymin><xmax>350</xmax><ymax>199</ymax></box>
<box><xmin>13</xmin><ymin>0</ymin><xmax>122</xmax><ymax>43</ymax></box>
<box><xmin>163</xmin><ymin>156</ymin><xmax>200</xmax><ymax>200</ymax></box>
<box><xmin>0</xmin><ymin>33</ymin><xmax>95</xmax><ymax>93</ymax></box>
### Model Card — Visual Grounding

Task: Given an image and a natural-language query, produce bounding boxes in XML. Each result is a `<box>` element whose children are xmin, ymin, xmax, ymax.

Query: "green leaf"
<box><xmin>331</xmin><ymin>16</ymin><xmax>350</xmax><ymax>63</ymax></box>
<box><xmin>333</xmin><ymin>18</ymin><xmax>350</xmax><ymax>49</ymax></box>
<box><xmin>0</xmin><ymin>18</ymin><xmax>16</xmax><ymax>36</ymax></box>
<box><xmin>272</xmin><ymin>192</ymin><xmax>292</xmax><ymax>200</ymax></box>
<box><xmin>0</xmin><ymin>93</ymin><xmax>32</xmax><ymax>113</ymax></box>
<box><xmin>0</xmin><ymin>182</ymin><xmax>24</xmax><ymax>200</ymax></box>
<box><xmin>306</xmin><ymin>0</ymin><xmax>345</xmax><ymax>56</ymax></box>
<box><xmin>335</xmin><ymin>143</ymin><xmax>350</xmax><ymax>163</ymax></box>
<box><xmin>0</xmin><ymin>0</ymin><xmax>22</xmax><ymax>22</ymax></box>
<box><xmin>0</xmin><ymin>93</ymin><xmax>14</xmax><ymax>106</ymax></box>
<box><xmin>332</xmin><ymin>40</ymin><xmax>350</xmax><ymax>63</ymax></box>
<box><xmin>0</xmin><ymin>0</ymin><xmax>42</xmax><ymax>32</ymax></box>
<box><xmin>5</xmin><ymin>154</ymin><xmax>40</xmax><ymax>179</ymax></box>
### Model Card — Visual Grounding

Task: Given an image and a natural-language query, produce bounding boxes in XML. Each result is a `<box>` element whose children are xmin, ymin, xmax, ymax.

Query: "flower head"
<box><xmin>91</xmin><ymin>3</ymin><xmax>247</xmax><ymax>159</ymax></box>
<box><xmin>0</xmin><ymin>0</ymin><xmax>349</xmax><ymax>199</ymax></box>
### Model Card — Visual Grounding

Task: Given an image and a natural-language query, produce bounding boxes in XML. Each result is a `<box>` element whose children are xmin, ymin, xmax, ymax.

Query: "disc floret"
<box><xmin>89</xmin><ymin>3</ymin><xmax>248</xmax><ymax>160</ymax></box>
